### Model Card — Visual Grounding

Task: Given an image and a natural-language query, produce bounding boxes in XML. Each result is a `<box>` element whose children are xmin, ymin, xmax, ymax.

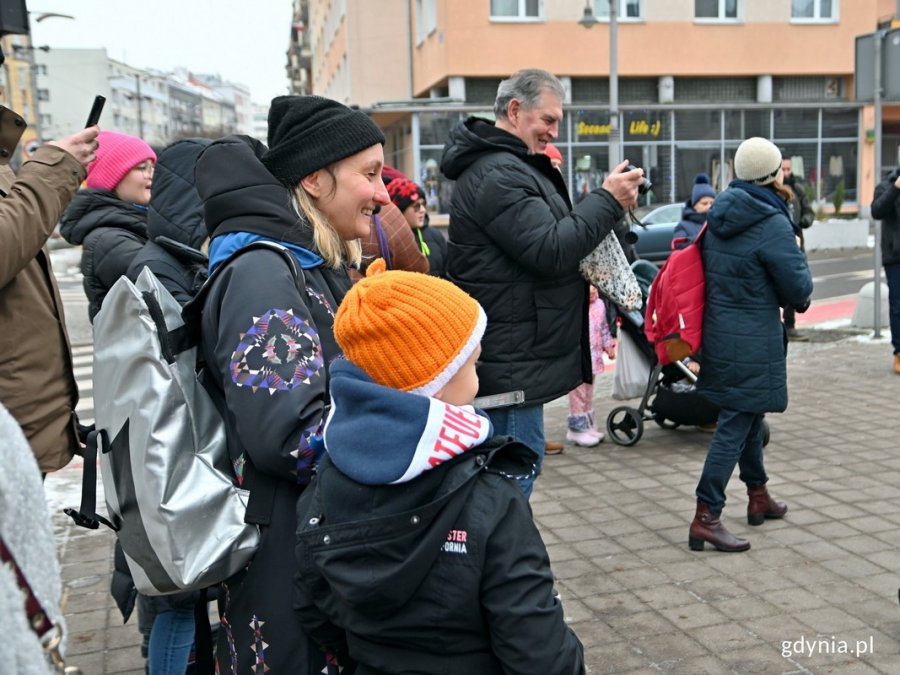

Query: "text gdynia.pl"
<box><xmin>782</xmin><ymin>636</ymin><xmax>874</xmax><ymax>659</ymax></box>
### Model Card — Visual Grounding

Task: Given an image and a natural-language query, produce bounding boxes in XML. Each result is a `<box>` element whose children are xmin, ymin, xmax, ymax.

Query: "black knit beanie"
<box><xmin>260</xmin><ymin>95</ymin><xmax>385</xmax><ymax>187</ymax></box>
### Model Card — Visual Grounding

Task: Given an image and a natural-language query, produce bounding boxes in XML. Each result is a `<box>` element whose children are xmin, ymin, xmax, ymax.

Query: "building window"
<box><xmin>37</xmin><ymin>88</ymin><xmax>49</xmax><ymax>102</ymax></box>
<box><xmin>594</xmin><ymin>0</ymin><xmax>642</xmax><ymax>20</ymax></box>
<box><xmin>791</xmin><ymin>0</ymin><xmax>837</xmax><ymax>21</ymax></box>
<box><xmin>415</xmin><ymin>0</ymin><xmax>437</xmax><ymax>43</ymax></box>
<box><xmin>490</xmin><ymin>0</ymin><xmax>541</xmax><ymax>21</ymax></box>
<box><xmin>694</xmin><ymin>0</ymin><xmax>739</xmax><ymax>20</ymax></box>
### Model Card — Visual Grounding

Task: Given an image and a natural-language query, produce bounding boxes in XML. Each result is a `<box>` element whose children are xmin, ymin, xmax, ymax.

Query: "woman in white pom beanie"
<box><xmin>687</xmin><ymin>136</ymin><xmax>813</xmax><ymax>553</ymax></box>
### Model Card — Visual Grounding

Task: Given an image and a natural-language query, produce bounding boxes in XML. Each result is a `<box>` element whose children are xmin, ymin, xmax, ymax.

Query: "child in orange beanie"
<box><xmin>294</xmin><ymin>259</ymin><xmax>585</xmax><ymax>674</ymax></box>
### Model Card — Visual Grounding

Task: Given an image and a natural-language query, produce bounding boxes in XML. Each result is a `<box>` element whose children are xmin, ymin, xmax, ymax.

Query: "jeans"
<box><xmin>148</xmin><ymin>608</ymin><xmax>195</xmax><ymax>675</ymax></box>
<box><xmin>487</xmin><ymin>404</ymin><xmax>544</xmax><ymax>499</ymax></box>
<box><xmin>884</xmin><ymin>262</ymin><xmax>900</xmax><ymax>354</ymax></box>
<box><xmin>695</xmin><ymin>408</ymin><xmax>768</xmax><ymax>515</ymax></box>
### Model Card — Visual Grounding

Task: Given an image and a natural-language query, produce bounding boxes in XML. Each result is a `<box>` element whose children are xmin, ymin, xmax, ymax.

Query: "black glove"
<box><xmin>795</xmin><ymin>298</ymin><xmax>811</xmax><ymax>314</ymax></box>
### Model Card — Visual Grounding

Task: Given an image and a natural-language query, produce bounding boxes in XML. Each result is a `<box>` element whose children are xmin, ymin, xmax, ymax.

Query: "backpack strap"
<box><xmin>185</xmin><ymin>241</ymin><xmax>308</xmax><ymax>528</ymax></box>
<box><xmin>64</xmin><ymin>428</ymin><xmax>117</xmax><ymax>531</ymax></box>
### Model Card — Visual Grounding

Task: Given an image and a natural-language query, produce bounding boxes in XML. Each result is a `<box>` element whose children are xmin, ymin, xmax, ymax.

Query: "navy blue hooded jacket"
<box><xmin>698</xmin><ymin>185</ymin><xmax>813</xmax><ymax>413</ymax></box>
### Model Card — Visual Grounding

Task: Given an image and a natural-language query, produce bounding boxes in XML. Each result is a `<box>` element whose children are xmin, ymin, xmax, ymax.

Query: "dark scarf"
<box><xmin>731</xmin><ymin>180</ymin><xmax>791</xmax><ymax>220</ymax></box>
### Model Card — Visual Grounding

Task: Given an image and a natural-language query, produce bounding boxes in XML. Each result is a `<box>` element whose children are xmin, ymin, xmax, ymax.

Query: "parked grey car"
<box><xmin>629</xmin><ymin>202</ymin><xmax>682</xmax><ymax>263</ymax></box>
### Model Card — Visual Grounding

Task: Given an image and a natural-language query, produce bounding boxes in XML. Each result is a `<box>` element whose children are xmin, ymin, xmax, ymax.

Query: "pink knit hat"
<box><xmin>86</xmin><ymin>131</ymin><xmax>157</xmax><ymax>191</ymax></box>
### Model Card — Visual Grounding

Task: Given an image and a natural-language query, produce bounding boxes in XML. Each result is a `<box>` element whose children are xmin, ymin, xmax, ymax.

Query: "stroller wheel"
<box><xmin>606</xmin><ymin>406</ymin><xmax>644</xmax><ymax>446</ymax></box>
<box><xmin>762</xmin><ymin>419</ymin><xmax>771</xmax><ymax>447</ymax></box>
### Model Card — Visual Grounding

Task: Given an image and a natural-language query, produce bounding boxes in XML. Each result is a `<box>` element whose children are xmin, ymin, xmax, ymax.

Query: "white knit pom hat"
<box><xmin>734</xmin><ymin>137</ymin><xmax>783</xmax><ymax>186</ymax></box>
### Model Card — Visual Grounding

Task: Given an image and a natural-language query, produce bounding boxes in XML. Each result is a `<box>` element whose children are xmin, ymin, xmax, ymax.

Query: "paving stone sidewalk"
<box><xmin>46</xmin><ymin>333</ymin><xmax>900</xmax><ymax>674</ymax></box>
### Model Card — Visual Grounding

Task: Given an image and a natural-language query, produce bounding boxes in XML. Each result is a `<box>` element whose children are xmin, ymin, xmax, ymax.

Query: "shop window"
<box><xmin>623</xmin><ymin>143</ymin><xmax>671</xmax><ymax>206</ymax></box>
<box><xmin>490</xmin><ymin>0</ymin><xmax>541</xmax><ymax>20</ymax></box>
<box><xmin>775</xmin><ymin>143</ymin><xmax>818</xmax><ymax>198</ymax></box>
<box><xmin>674</xmin><ymin>110</ymin><xmax>721</xmax><ymax>142</ymax></box>
<box><xmin>695</xmin><ymin>0</ymin><xmax>740</xmax><ymax>20</ymax></box>
<box><xmin>821</xmin><ymin>141</ymin><xmax>856</xmax><ymax>205</ymax></box>
<box><xmin>593</xmin><ymin>0</ymin><xmax>642</xmax><ymax>20</ymax></box>
<box><xmin>724</xmin><ymin>110</ymin><xmax>770</xmax><ymax>140</ymax></box>
<box><xmin>420</xmin><ymin>147</ymin><xmax>454</xmax><ymax>215</ymax></box>
<box><xmin>572</xmin><ymin>108</ymin><xmax>612</xmax><ymax>143</ymax></box>
<box><xmin>623</xmin><ymin>110</ymin><xmax>669</xmax><ymax>142</ymax></box>
<box><xmin>418</xmin><ymin>111</ymin><xmax>465</xmax><ymax>146</ymax></box>
<box><xmin>675</xmin><ymin>146</ymin><xmax>724</xmax><ymax>197</ymax></box>
<box><xmin>773</xmin><ymin>109</ymin><xmax>819</xmax><ymax>139</ymax></box>
<box><xmin>821</xmin><ymin>108</ymin><xmax>857</xmax><ymax>139</ymax></box>
<box><xmin>791</xmin><ymin>0</ymin><xmax>837</xmax><ymax>21</ymax></box>
<box><xmin>572</xmin><ymin>149</ymin><xmax>610</xmax><ymax>204</ymax></box>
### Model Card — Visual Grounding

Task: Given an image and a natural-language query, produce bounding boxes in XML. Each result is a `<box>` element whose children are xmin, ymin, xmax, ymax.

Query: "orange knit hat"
<box><xmin>335</xmin><ymin>259</ymin><xmax>487</xmax><ymax>396</ymax></box>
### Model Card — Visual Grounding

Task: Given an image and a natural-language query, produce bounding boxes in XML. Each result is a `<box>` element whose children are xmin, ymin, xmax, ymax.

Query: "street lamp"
<box><xmin>579</xmin><ymin>1</ymin><xmax>620</xmax><ymax>172</ymax></box>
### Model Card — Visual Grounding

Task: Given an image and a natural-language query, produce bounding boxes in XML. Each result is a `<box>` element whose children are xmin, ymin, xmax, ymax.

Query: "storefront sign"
<box><xmin>577</xmin><ymin>118</ymin><xmax>663</xmax><ymax>139</ymax></box>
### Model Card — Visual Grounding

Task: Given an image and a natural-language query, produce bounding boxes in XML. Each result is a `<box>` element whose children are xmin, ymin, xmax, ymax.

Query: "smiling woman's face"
<box><xmin>312</xmin><ymin>144</ymin><xmax>390</xmax><ymax>240</ymax></box>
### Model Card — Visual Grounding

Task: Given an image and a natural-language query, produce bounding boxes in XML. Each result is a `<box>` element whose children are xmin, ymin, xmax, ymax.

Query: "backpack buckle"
<box><xmin>62</xmin><ymin>508</ymin><xmax>101</xmax><ymax>530</ymax></box>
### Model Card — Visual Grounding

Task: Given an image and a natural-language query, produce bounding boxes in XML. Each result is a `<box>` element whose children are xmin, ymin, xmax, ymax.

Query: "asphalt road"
<box><xmin>806</xmin><ymin>248</ymin><xmax>878</xmax><ymax>303</ymax></box>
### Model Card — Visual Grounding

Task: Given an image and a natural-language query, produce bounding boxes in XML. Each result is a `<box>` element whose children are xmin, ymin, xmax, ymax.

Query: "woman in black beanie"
<box><xmin>194</xmin><ymin>95</ymin><xmax>389</xmax><ymax>673</ymax></box>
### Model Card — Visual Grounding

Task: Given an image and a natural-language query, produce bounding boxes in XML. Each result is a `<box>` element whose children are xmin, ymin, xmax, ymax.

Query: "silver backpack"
<box><xmin>66</xmin><ymin>242</ymin><xmax>301</xmax><ymax>595</ymax></box>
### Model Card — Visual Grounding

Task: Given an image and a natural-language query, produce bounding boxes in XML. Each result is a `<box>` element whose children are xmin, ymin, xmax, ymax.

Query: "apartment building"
<box><xmin>0</xmin><ymin>33</ymin><xmax>44</xmax><ymax>164</ymax></box>
<box><xmin>299</xmin><ymin>0</ymin><xmax>900</xmax><ymax>214</ymax></box>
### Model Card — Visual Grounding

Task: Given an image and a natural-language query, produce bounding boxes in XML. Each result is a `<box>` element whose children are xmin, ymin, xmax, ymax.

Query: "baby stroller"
<box><xmin>605</xmin><ymin>260</ymin><xmax>770</xmax><ymax>447</ymax></box>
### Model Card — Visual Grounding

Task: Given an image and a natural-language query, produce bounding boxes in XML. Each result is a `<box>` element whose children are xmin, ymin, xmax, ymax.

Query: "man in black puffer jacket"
<box><xmin>871</xmin><ymin>154</ymin><xmax>900</xmax><ymax>374</ymax></box>
<box><xmin>441</xmin><ymin>68</ymin><xmax>642</xmax><ymax>497</ymax></box>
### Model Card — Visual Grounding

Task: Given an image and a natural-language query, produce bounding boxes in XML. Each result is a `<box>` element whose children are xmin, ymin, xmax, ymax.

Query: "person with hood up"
<box><xmin>386</xmin><ymin>175</ymin><xmax>448</xmax><ymax>277</ymax></box>
<box><xmin>688</xmin><ymin>137</ymin><xmax>812</xmax><ymax>553</ymax></box>
<box><xmin>127</xmin><ymin>137</ymin><xmax>212</xmax><ymax>303</ymax></box>
<box><xmin>294</xmin><ymin>260</ymin><xmax>585</xmax><ymax>675</ymax></box>
<box><xmin>59</xmin><ymin>130</ymin><xmax>156</xmax><ymax>322</ymax></box>
<box><xmin>440</xmin><ymin>68</ymin><xmax>642</xmax><ymax>498</ymax></box>
<box><xmin>193</xmin><ymin>95</ymin><xmax>389</xmax><ymax>673</ymax></box>
<box><xmin>124</xmin><ymin>137</ymin><xmax>213</xmax><ymax>674</ymax></box>
<box><xmin>673</xmin><ymin>173</ymin><xmax>716</xmax><ymax>246</ymax></box>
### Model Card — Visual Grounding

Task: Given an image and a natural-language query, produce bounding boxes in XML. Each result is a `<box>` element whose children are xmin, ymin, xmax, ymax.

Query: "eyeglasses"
<box><xmin>411</xmin><ymin>201</ymin><xmax>426</xmax><ymax>211</ymax></box>
<box><xmin>132</xmin><ymin>163</ymin><xmax>155</xmax><ymax>177</ymax></box>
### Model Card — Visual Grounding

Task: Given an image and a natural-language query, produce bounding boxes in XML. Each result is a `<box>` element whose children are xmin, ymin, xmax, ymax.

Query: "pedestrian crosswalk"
<box><xmin>71</xmin><ymin>344</ymin><xmax>94</xmax><ymax>426</ymax></box>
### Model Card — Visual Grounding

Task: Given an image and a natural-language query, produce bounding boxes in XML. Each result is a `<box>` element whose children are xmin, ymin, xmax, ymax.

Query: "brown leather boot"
<box><xmin>688</xmin><ymin>502</ymin><xmax>750</xmax><ymax>552</ymax></box>
<box><xmin>747</xmin><ymin>485</ymin><xmax>788</xmax><ymax>526</ymax></box>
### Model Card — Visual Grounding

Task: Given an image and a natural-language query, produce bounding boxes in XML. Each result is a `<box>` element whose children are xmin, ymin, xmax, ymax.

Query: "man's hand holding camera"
<box><xmin>602</xmin><ymin>160</ymin><xmax>647</xmax><ymax>210</ymax></box>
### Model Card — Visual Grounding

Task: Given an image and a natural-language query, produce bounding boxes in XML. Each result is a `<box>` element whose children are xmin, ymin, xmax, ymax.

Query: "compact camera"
<box><xmin>626</xmin><ymin>164</ymin><xmax>653</xmax><ymax>195</ymax></box>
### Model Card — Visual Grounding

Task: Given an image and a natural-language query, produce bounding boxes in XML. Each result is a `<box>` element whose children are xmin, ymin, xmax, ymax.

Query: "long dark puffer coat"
<box><xmin>698</xmin><ymin>185</ymin><xmax>813</xmax><ymax>413</ymax></box>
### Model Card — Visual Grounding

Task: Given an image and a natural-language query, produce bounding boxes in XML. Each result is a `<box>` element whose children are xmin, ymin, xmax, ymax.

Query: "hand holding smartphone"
<box><xmin>85</xmin><ymin>95</ymin><xmax>105</xmax><ymax>128</ymax></box>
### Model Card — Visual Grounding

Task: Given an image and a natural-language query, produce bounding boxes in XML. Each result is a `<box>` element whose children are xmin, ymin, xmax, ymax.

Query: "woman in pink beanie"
<box><xmin>60</xmin><ymin>131</ymin><xmax>156</xmax><ymax>321</ymax></box>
